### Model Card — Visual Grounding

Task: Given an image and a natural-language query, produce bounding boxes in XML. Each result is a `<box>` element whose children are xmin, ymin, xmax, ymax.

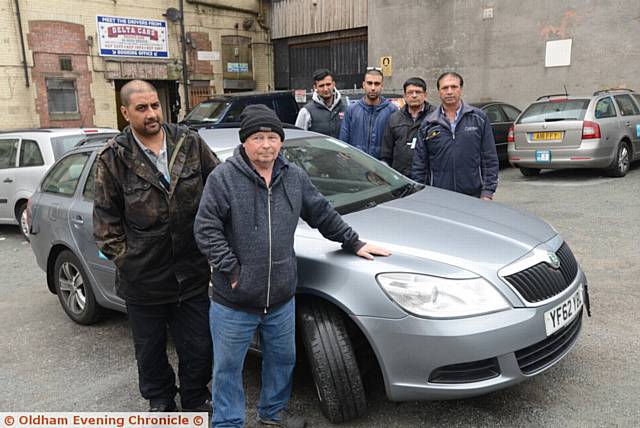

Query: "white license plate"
<box><xmin>544</xmin><ymin>286</ymin><xmax>583</xmax><ymax>336</ymax></box>
<box><xmin>535</xmin><ymin>150</ymin><xmax>551</xmax><ymax>162</ymax></box>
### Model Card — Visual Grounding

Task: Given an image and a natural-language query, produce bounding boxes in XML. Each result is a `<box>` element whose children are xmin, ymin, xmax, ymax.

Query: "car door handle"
<box><xmin>625</xmin><ymin>121</ymin><xmax>631</xmax><ymax>126</ymax></box>
<box><xmin>2</xmin><ymin>178</ymin><xmax>12</xmax><ymax>183</ymax></box>
<box><xmin>71</xmin><ymin>215</ymin><xmax>84</xmax><ymax>226</ymax></box>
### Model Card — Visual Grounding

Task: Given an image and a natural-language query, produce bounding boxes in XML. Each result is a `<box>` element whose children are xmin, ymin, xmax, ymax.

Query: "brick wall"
<box><xmin>0</xmin><ymin>0</ymin><xmax>275</xmax><ymax>128</ymax></box>
<box><xmin>28</xmin><ymin>21</ymin><xmax>95</xmax><ymax>127</ymax></box>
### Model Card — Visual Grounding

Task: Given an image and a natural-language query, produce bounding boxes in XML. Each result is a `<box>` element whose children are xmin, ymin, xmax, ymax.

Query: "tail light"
<box><xmin>507</xmin><ymin>126</ymin><xmax>515</xmax><ymax>143</ymax></box>
<box><xmin>582</xmin><ymin>121</ymin><xmax>601</xmax><ymax>139</ymax></box>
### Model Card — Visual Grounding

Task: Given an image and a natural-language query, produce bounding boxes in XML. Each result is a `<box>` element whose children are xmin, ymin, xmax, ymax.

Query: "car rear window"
<box><xmin>51</xmin><ymin>134</ymin><xmax>93</xmax><ymax>160</ymax></box>
<box><xmin>517</xmin><ymin>99</ymin><xmax>590</xmax><ymax>124</ymax></box>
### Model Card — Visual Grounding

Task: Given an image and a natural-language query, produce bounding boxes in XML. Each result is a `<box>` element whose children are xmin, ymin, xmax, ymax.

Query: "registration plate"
<box><xmin>535</xmin><ymin>150</ymin><xmax>551</xmax><ymax>162</ymax></box>
<box><xmin>544</xmin><ymin>286</ymin><xmax>583</xmax><ymax>336</ymax></box>
<box><xmin>531</xmin><ymin>131</ymin><xmax>563</xmax><ymax>141</ymax></box>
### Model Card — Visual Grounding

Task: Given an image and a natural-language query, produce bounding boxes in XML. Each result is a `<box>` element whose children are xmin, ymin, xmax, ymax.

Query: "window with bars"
<box><xmin>46</xmin><ymin>79</ymin><xmax>79</xmax><ymax>114</ymax></box>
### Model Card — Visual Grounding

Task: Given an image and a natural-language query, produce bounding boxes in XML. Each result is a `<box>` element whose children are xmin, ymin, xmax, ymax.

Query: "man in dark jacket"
<box><xmin>411</xmin><ymin>72</ymin><xmax>499</xmax><ymax>199</ymax></box>
<box><xmin>339</xmin><ymin>68</ymin><xmax>398</xmax><ymax>159</ymax></box>
<box><xmin>194</xmin><ymin>105</ymin><xmax>389</xmax><ymax>428</ymax></box>
<box><xmin>381</xmin><ymin>77</ymin><xmax>435</xmax><ymax>176</ymax></box>
<box><xmin>93</xmin><ymin>80</ymin><xmax>220</xmax><ymax>412</ymax></box>
<box><xmin>295</xmin><ymin>68</ymin><xmax>347</xmax><ymax>138</ymax></box>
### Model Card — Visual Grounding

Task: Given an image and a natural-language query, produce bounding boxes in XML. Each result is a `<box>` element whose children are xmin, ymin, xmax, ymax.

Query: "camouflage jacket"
<box><xmin>93</xmin><ymin>123</ymin><xmax>220</xmax><ymax>304</ymax></box>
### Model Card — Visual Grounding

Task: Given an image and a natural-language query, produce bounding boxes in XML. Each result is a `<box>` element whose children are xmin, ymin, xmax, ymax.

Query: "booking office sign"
<box><xmin>97</xmin><ymin>15</ymin><xmax>168</xmax><ymax>58</ymax></box>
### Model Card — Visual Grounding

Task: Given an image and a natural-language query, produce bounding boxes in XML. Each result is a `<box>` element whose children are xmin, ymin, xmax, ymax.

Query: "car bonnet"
<box><xmin>297</xmin><ymin>186</ymin><xmax>557</xmax><ymax>275</ymax></box>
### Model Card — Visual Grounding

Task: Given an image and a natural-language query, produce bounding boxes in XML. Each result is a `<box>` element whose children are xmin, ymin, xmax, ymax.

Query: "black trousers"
<box><xmin>126</xmin><ymin>292</ymin><xmax>212</xmax><ymax>408</ymax></box>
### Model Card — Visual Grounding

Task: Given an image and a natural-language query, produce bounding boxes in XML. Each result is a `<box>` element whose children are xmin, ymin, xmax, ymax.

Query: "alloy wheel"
<box><xmin>57</xmin><ymin>261</ymin><xmax>87</xmax><ymax>315</ymax></box>
<box><xmin>618</xmin><ymin>145</ymin><xmax>630</xmax><ymax>174</ymax></box>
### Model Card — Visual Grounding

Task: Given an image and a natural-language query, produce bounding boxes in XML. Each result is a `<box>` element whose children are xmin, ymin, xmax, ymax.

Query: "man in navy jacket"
<box><xmin>339</xmin><ymin>68</ymin><xmax>398</xmax><ymax>159</ymax></box>
<box><xmin>411</xmin><ymin>72</ymin><xmax>499</xmax><ymax>199</ymax></box>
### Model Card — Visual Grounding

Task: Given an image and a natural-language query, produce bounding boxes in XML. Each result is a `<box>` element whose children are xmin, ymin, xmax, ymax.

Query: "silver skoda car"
<box><xmin>28</xmin><ymin>127</ymin><xmax>590</xmax><ymax>423</ymax></box>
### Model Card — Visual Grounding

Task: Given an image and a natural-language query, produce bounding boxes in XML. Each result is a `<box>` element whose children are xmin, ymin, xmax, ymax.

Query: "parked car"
<box><xmin>0</xmin><ymin>128</ymin><xmax>118</xmax><ymax>239</ymax></box>
<box><xmin>470</xmin><ymin>102</ymin><xmax>521</xmax><ymax>164</ymax></box>
<box><xmin>508</xmin><ymin>89</ymin><xmax>640</xmax><ymax>176</ymax></box>
<box><xmin>182</xmin><ymin>91</ymin><xmax>299</xmax><ymax>129</ymax></box>
<box><xmin>29</xmin><ymin>127</ymin><xmax>589</xmax><ymax>423</ymax></box>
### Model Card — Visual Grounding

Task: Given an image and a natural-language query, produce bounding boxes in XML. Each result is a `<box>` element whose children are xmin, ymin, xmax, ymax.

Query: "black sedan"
<box><xmin>470</xmin><ymin>102</ymin><xmax>521</xmax><ymax>164</ymax></box>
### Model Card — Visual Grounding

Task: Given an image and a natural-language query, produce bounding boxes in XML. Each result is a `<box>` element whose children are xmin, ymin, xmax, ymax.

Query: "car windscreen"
<box><xmin>219</xmin><ymin>136</ymin><xmax>418</xmax><ymax>214</ymax></box>
<box><xmin>184</xmin><ymin>101</ymin><xmax>230</xmax><ymax>123</ymax></box>
<box><xmin>517</xmin><ymin>99</ymin><xmax>590</xmax><ymax>124</ymax></box>
<box><xmin>51</xmin><ymin>134</ymin><xmax>95</xmax><ymax>160</ymax></box>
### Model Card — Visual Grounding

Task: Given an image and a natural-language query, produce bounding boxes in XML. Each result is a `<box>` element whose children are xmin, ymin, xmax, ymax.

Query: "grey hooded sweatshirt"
<box><xmin>194</xmin><ymin>145</ymin><xmax>364</xmax><ymax>313</ymax></box>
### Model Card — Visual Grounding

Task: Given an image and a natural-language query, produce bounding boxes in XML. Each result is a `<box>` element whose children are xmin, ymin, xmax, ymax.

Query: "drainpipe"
<box><xmin>180</xmin><ymin>0</ymin><xmax>191</xmax><ymax>113</ymax></box>
<box><xmin>14</xmin><ymin>0</ymin><xmax>30</xmax><ymax>87</ymax></box>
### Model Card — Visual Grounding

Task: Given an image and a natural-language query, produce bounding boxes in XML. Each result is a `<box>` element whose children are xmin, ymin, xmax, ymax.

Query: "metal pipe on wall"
<box><xmin>179</xmin><ymin>0</ymin><xmax>191</xmax><ymax>113</ymax></box>
<box><xmin>14</xmin><ymin>0</ymin><xmax>30</xmax><ymax>87</ymax></box>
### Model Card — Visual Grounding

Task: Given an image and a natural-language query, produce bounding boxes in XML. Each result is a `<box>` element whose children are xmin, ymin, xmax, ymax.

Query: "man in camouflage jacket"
<box><xmin>93</xmin><ymin>80</ymin><xmax>220</xmax><ymax>412</ymax></box>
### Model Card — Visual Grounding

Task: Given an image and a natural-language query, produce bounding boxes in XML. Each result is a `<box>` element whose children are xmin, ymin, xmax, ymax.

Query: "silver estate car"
<box><xmin>28</xmin><ymin>127</ymin><xmax>590</xmax><ymax>423</ymax></box>
<box><xmin>508</xmin><ymin>89</ymin><xmax>640</xmax><ymax>177</ymax></box>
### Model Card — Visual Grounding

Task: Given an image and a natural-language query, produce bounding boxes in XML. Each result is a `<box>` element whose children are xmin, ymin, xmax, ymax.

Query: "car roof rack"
<box><xmin>536</xmin><ymin>94</ymin><xmax>570</xmax><ymax>101</ymax></box>
<box><xmin>76</xmin><ymin>133</ymin><xmax>118</xmax><ymax>146</ymax></box>
<box><xmin>592</xmin><ymin>88</ymin><xmax>635</xmax><ymax>96</ymax></box>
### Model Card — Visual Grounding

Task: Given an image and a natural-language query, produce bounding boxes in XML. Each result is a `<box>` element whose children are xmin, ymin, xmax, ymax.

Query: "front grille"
<box><xmin>515</xmin><ymin>310</ymin><xmax>582</xmax><ymax>375</ymax></box>
<box><xmin>429</xmin><ymin>357</ymin><xmax>500</xmax><ymax>384</ymax></box>
<box><xmin>504</xmin><ymin>242</ymin><xmax>579</xmax><ymax>303</ymax></box>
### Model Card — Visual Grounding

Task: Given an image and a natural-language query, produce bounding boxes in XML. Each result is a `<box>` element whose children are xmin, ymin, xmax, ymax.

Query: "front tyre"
<box><xmin>298</xmin><ymin>299</ymin><xmax>367</xmax><ymax>424</ymax></box>
<box><xmin>16</xmin><ymin>201</ymin><xmax>29</xmax><ymax>242</ymax></box>
<box><xmin>54</xmin><ymin>250</ymin><xmax>102</xmax><ymax>325</ymax></box>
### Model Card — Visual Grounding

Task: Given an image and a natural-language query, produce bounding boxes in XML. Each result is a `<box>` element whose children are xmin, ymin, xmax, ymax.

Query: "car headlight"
<box><xmin>376</xmin><ymin>272</ymin><xmax>510</xmax><ymax>318</ymax></box>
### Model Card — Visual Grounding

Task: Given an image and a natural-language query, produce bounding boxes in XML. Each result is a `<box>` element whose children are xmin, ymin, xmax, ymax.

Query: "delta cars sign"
<box><xmin>97</xmin><ymin>15</ymin><xmax>168</xmax><ymax>58</ymax></box>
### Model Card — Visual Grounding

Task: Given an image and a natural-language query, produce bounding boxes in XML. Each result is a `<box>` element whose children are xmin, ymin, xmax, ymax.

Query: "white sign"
<box><xmin>97</xmin><ymin>15</ymin><xmax>168</xmax><ymax>58</ymax></box>
<box><xmin>197</xmin><ymin>51</ymin><xmax>220</xmax><ymax>61</ymax></box>
<box><xmin>545</xmin><ymin>39</ymin><xmax>572</xmax><ymax>67</ymax></box>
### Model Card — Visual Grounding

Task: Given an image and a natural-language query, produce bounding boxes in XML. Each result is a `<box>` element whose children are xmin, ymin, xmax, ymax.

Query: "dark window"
<box><xmin>41</xmin><ymin>153</ymin><xmax>89</xmax><ymax>196</ymax></box>
<box><xmin>83</xmin><ymin>158</ymin><xmax>97</xmax><ymax>200</ymax></box>
<box><xmin>0</xmin><ymin>139</ymin><xmax>19</xmax><ymax>169</ymax></box>
<box><xmin>483</xmin><ymin>105</ymin><xmax>507</xmax><ymax>123</ymax></box>
<box><xmin>501</xmin><ymin>104</ymin><xmax>521</xmax><ymax>122</ymax></box>
<box><xmin>18</xmin><ymin>140</ymin><xmax>44</xmax><ymax>167</ymax></box>
<box><xmin>46</xmin><ymin>79</ymin><xmax>78</xmax><ymax>114</ymax></box>
<box><xmin>224</xmin><ymin>101</ymin><xmax>246</xmax><ymax>123</ymax></box>
<box><xmin>518</xmin><ymin>99</ymin><xmax>590</xmax><ymax>124</ymax></box>
<box><xmin>59</xmin><ymin>56</ymin><xmax>73</xmax><ymax>71</ymax></box>
<box><xmin>632</xmin><ymin>94</ymin><xmax>640</xmax><ymax>110</ymax></box>
<box><xmin>614</xmin><ymin>94</ymin><xmax>640</xmax><ymax>116</ymax></box>
<box><xmin>595</xmin><ymin>97</ymin><xmax>617</xmax><ymax>119</ymax></box>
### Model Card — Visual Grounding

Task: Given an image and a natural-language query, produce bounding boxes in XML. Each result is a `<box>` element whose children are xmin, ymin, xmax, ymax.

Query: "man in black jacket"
<box><xmin>194</xmin><ymin>105</ymin><xmax>389</xmax><ymax>427</ymax></box>
<box><xmin>94</xmin><ymin>80</ymin><xmax>220</xmax><ymax>412</ymax></box>
<box><xmin>380</xmin><ymin>77</ymin><xmax>435</xmax><ymax>177</ymax></box>
<box><xmin>295</xmin><ymin>68</ymin><xmax>347</xmax><ymax>138</ymax></box>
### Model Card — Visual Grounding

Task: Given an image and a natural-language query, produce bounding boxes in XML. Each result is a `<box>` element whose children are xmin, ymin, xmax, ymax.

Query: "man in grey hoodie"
<box><xmin>194</xmin><ymin>105</ymin><xmax>389</xmax><ymax>428</ymax></box>
<box><xmin>295</xmin><ymin>68</ymin><xmax>347</xmax><ymax>138</ymax></box>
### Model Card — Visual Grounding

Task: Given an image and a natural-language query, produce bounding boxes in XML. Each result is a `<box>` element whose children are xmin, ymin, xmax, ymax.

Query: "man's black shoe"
<box><xmin>149</xmin><ymin>398</ymin><xmax>177</xmax><ymax>412</ymax></box>
<box><xmin>182</xmin><ymin>398</ymin><xmax>213</xmax><ymax>414</ymax></box>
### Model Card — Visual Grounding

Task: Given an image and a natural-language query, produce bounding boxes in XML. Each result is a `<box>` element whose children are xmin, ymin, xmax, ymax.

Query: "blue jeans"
<box><xmin>209</xmin><ymin>298</ymin><xmax>296</xmax><ymax>428</ymax></box>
